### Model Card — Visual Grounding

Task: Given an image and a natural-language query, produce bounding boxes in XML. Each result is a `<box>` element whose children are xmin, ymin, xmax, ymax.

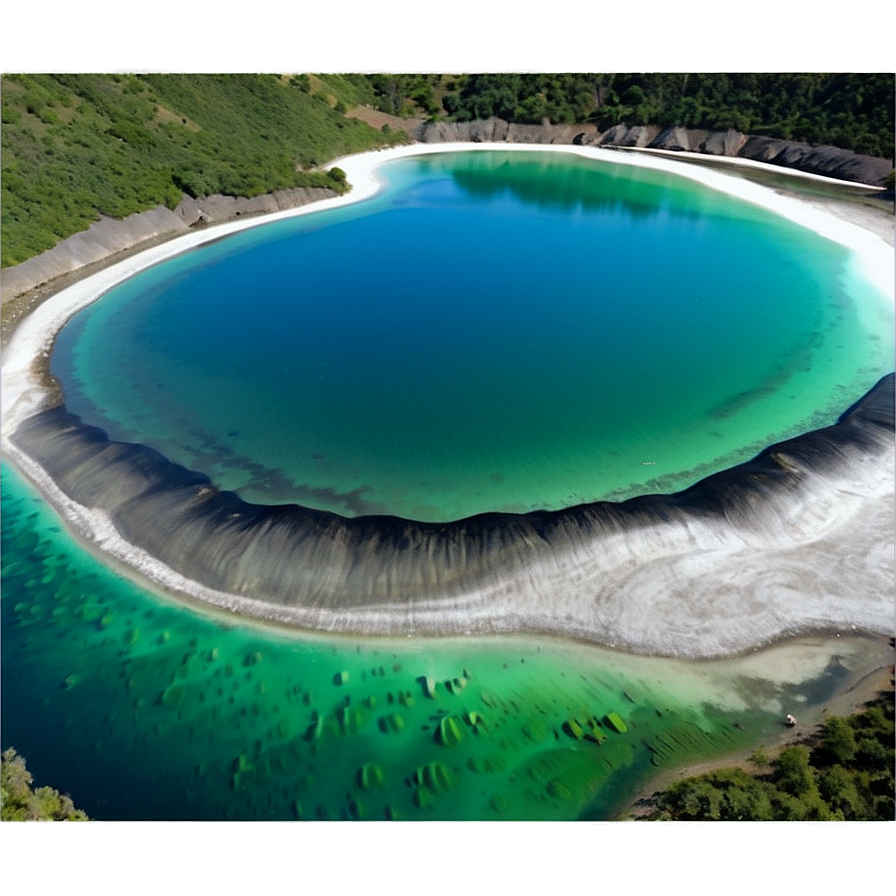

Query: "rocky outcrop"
<box><xmin>2</xmin><ymin>186</ymin><xmax>338</xmax><ymax>303</ymax></box>
<box><xmin>416</xmin><ymin>118</ymin><xmax>893</xmax><ymax>187</ymax></box>
<box><xmin>737</xmin><ymin>136</ymin><xmax>893</xmax><ymax>185</ymax></box>
<box><xmin>417</xmin><ymin>117</ymin><xmax>600</xmax><ymax>146</ymax></box>
<box><xmin>595</xmin><ymin>124</ymin><xmax>662</xmax><ymax>148</ymax></box>
<box><xmin>702</xmin><ymin>129</ymin><xmax>748</xmax><ymax>156</ymax></box>
<box><xmin>174</xmin><ymin>186</ymin><xmax>336</xmax><ymax>227</ymax></box>
<box><xmin>2</xmin><ymin>206</ymin><xmax>189</xmax><ymax>302</ymax></box>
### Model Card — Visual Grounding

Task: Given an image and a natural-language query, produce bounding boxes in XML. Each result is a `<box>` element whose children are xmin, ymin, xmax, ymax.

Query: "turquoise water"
<box><xmin>3</xmin><ymin>461</ymin><xmax>882</xmax><ymax>821</ymax></box>
<box><xmin>50</xmin><ymin>151</ymin><xmax>895</xmax><ymax>520</ymax></box>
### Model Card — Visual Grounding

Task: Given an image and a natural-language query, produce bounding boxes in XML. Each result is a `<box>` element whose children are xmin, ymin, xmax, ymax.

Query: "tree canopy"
<box><xmin>365</xmin><ymin>73</ymin><xmax>895</xmax><ymax>161</ymax></box>
<box><xmin>1</xmin><ymin>748</ymin><xmax>88</xmax><ymax>821</ymax></box>
<box><xmin>647</xmin><ymin>690</ymin><xmax>895</xmax><ymax>821</ymax></box>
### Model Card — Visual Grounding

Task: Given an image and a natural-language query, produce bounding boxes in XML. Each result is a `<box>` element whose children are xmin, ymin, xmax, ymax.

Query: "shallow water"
<box><xmin>2</xmin><ymin>462</ymin><xmax>888</xmax><ymax>821</ymax></box>
<box><xmin>51</xmin><ymin>151</ymin><xmax>894</xmax><ymax>521</ymax></box>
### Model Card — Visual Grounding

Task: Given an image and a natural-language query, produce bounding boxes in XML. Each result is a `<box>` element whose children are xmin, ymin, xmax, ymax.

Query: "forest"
<box><xmin>643</xmin><ymin>690</ymin><xmax>895</xmax><ymax>821</ymax></box>
<box><xmin>365</xmin><ymin>73</ymin><xmax>895</xmax><ymax>160</ymax></box>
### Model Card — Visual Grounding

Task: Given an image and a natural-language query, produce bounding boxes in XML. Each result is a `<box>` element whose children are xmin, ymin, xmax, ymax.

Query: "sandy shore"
<box><xmin>2</xmin><ymin>143</ymin><xmax>894</xmax><ymax>660</ymax></box>
<box><xmin>624</xmin><ymin>658</ymin><xmax>895</xmax><ymax>819</ymax></box>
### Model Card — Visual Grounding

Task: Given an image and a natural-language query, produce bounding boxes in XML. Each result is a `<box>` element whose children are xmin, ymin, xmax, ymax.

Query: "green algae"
<box><xmin>436</xmin><ymin>715</ymin><xmax>465</xmax><ymax>747</ymax></box>
<box><xmin>161</xmin><ymin>684</ymin><xmax>185</xmax><ymax>709</ymax></box>
<box><xmin>338</xmin><ymin>706</ymin><xmax>366</xmax><ymax>736</ymax></box>
<box><xmin>563</xmin><ymin>717</ymin><xmax>585</xmax><ymax>740</ymax></box>
<box><xmin>605</xmin><ymin>712</ymin><xmax>628</xmax><ymax>734</ymax></box>
<box><xmin>357</xmin><ymin>763</ymin><xmax>386</xmax><ymax>790</ymax></box>
<box><xmin>419</xmin><ymin>675</ymin><xmax>438</xmax><ymax>699</ymax></box>
<box><xmin>467</xmin><ymin>755</ymin><xmax>507</xmax><ymax>774</ymax></box>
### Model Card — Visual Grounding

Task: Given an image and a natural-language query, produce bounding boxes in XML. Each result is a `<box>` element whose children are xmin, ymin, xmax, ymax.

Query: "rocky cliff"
<box><xmin>2</xmin><ymin>186</ymin><xmax>337</xmax><ymax>303</ymax></box>
<box><xmin>416</xmin><ymin>118</ymin><xmax>894</xmax><ymax>187</ymax></box>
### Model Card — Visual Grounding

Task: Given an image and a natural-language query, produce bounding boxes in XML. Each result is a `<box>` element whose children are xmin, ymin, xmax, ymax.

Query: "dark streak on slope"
<box><xmin>10</xmin><ymin>374</ymin><xmax>894</xmax><ymax>615</ymax></box>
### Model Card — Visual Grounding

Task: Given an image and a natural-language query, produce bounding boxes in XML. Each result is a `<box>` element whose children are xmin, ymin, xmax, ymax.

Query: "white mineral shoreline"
<box><xmin>2</xmin><ymin>143</ymin><xmax>894</xmax><ymax>658</ymax></box>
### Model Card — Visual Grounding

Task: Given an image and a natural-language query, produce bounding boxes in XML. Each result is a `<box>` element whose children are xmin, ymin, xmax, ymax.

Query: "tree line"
<box><xmin>4</xmin><ymin>73</ymin><xmax>892</xmax><ymax>269</ymax></box>
<box><xmin>365</xmin><ymin>73</ymin><xmax>895</xmax><ymax>161</ymax></box>
<box><xmin>643</xmin><ymin>688</ymin><xmax>894</xmax><ymax>821</ymax></box>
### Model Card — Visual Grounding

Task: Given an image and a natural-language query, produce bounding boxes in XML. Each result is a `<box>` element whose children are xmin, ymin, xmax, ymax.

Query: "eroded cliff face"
<box><xmin>2</xmin><ymin>187</ymin><xmax>338</xmax><ymax>303</ymax></box>
<box><xmin>417</xmin><ymin>118</ymin><xmax>894</xmax><ymax>187</ymax></box>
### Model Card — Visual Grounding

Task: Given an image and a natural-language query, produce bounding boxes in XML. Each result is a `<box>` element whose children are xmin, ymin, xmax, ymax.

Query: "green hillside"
<box><xmin>366</xmin><ymin>73</ymin><xmax>895</xmax><ymax>161</ymax></box>
<box><xmin>1</xmin><ymin>73</ymin><xmax>405</xmax><ymax>268</ymax></box>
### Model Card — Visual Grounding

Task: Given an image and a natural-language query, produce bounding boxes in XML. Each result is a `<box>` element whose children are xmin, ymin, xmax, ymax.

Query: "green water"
<box><xmin>51</xmin><ymin>151</ymin><xmax>895</xmax><ymax>521</ymax></box>
<box><xmin>1</xmin><ymin>462</ymin><xmax>883</xmax><ymax>821</ymax></box>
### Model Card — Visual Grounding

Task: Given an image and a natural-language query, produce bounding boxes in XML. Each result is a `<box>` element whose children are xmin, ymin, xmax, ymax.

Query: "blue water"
<box><xmin>52</xmin><ymin>151</ymin><xmax>893</xmax><ymax>520</ymax></box>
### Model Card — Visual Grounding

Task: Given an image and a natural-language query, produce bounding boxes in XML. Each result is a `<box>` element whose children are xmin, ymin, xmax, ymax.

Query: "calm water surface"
<box><xmin>51</xmin><ymin>151</ymin><xmax>895</xmax><ymax>520</ymax></box>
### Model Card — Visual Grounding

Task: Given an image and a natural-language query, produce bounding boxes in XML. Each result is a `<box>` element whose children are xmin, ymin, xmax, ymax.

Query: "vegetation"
<box><xmin>1</xmin><ymin>748</ymin><xmax>88</xmax><ymax>820</ymax></box>
<box><xmin>5</xmin><ymin>73</ymin><xmax>892</xmax><ymax>269</ymax></box>
<box><xmin>644</xmin><ymin>690</ymin><xmax>894</xmax><ymax>820</ymax></box>
<box><xmin>1</xmin><ymin>73</ymin><xmax>407</xmax><ymax>267</ymax></box>
<box><xmin>362</xmin><ymin>74</ymin><xmax>447</xmax><ymax>119</ymax></box>
<box><xmin>363</xmin><ymin>73</ymin><xmax>895</xmax><ymax>161</ymax></box>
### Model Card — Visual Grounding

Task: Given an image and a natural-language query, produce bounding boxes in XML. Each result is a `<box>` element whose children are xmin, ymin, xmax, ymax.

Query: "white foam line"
<box><xmin>3</xmin><ymin>142</ymin><xmax>894</xmax><ymax>656</ymax></box>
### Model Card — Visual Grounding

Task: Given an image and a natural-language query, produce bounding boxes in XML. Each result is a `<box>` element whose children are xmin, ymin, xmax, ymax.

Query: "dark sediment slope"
<box><xmin>10</xmin><ymin>374</ymin><xmax>894</xmax><ymax>642</ymax></box>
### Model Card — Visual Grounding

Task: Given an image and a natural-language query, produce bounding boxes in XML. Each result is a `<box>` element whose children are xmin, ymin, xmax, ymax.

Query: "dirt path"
<box><xmin>345</xmin><ymin>105</ymin><xmax>424</xmax><ymax>137</ymax></box>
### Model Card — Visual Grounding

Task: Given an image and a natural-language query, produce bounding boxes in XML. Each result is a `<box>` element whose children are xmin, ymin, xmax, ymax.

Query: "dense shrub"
<box><xmin>1</xmin><ymin>748</ymin><xmax>88</xmax><ymax>821</ymax></box>
<box><xmin>650</xmin><ymin>690</ymin><xmax>894</xmax><ymax>821</ymax></box>
<box><xmin>1</xmin><ymin>73</ymin><xmax>407</xmax><ymax>267</ymax></box>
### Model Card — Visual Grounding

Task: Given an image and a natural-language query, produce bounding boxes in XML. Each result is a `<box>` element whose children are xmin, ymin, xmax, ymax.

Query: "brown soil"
<box><xmin>345</xmin><ymin>105</ymin><xmax>424</xmax><ymax>137</ymax></box>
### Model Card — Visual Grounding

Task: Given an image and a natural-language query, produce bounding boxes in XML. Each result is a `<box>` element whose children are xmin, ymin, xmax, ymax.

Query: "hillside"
<box><xmin>363</xmin><ymin>73</ymin><xmax>895</xmax><ymax>161</ymax></box>
<box><xmin>0</xmin><ymin>73</ymin><xmax>405</xmax><ymax>268</ymax></box>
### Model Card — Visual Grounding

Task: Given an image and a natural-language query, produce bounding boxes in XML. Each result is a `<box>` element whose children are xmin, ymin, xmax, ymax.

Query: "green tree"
<box><xmin>814</xmin><ymin>715</ymin><xmax>858</xmax><ymax>766</ymax></box>
<box><xmin>818</xmin><ymin>765</ymin><xmax>865</xmax><ymax>819</ymax></box>
<box><xmin>772</xmin><ymin>745</ymin><xmax>815</xmax><ymax>797</ymax></box>
<box><xmin>1</xmin><ymin>748</ymin><xmax>88</xmax><ymax>821</ymax></box>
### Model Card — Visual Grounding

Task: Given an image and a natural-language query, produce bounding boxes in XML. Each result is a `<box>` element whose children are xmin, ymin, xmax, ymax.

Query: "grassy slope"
<box><xmin>1</xmin><ymin>73</ymin><xmax>405</xmax><ymax>268</ymax></box>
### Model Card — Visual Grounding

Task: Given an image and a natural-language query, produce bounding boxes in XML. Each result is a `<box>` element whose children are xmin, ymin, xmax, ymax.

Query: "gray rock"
<box><xmin>652</xmin><ymin>127</ymin><xmax>690</xmax><ymax>152</ymax></box>
<box><xmin>739</xmin><ymin>136</ymin><xmax>891</xmax><ymax>185</ymax></box>
<box><xmin>2</xmin><ymin>207</ymin><xmax>188</xmax><ymax>301</ymax></box>
<box><xmin>3</xmin><ymin>188</ymin><xmax>338</xmax><ymax>302</ymax></box>
<box><xmin>700</xmin><ymin>129</ymin><xmax>746</xmax><ymax>157</ymax></box>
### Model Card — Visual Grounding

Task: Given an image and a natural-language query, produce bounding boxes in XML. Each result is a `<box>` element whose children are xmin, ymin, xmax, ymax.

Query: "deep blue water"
<box><xmin>51</xmin><ymin>150</ymin><xmax>895</xmax><ymax>520</ymax></box>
